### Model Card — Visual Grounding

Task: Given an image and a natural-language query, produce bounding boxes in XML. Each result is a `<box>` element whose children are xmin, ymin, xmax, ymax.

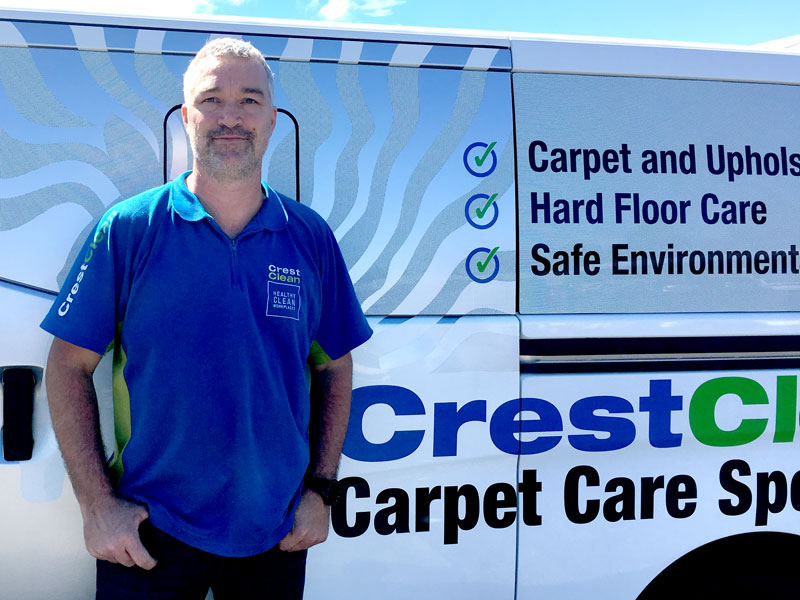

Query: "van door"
<box><xmin>510</xmin><ymin>39</ymin><xmax>800</xmax><ymax>599</ymax></box>
<box><xmin>1</xmin><ymin>11</ymin><xmax>520</xmax><ymax>598</ymax></box>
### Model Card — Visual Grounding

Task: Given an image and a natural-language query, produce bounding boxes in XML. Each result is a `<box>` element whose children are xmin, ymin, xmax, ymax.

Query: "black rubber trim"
<box><xmin>520</xmin><ymin>336</ymin><xmax>800</xmax><ymax>357</ymax></box>
<box><xmin>0</xmin><ymin>276</ymin><xmax>58</xmax><ymax>297</ymax></box>
<box><xmin>162</xmin><ymin>104</ymin><xmax>182</xmax><ymax>185</ymax></box>
<box><xmin>521</xmin><ymin>357</ymin><xmax>800</xmax><ymax>374</ymax></box>
<box><xmin>277</xmin><ymin>108</ymin><xmax>301</xmax><ymax>203</ymax></box>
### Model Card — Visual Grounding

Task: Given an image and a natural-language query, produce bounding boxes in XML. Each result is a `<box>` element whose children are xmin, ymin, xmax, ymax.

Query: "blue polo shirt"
<box><xmin>41</xmin><ymin>173</ymin><xmax>372</xmax><ymax>557</ymax></box>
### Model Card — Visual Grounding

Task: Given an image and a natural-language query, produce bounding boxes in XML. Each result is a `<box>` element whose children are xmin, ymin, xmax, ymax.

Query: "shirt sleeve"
<box><xmin>312</xmin><ymin>222</ymin><xmax>372</xmax><ymax>361</ymax></box>
<box><xmin>307</xmin><ymin>340</ymin><xmax>332</xmax><ymax>366</ymax></box>
<box><xmin>40</xmin><ymin>208</ymin><xmax>123</xmax><ymax>355</ymax></box>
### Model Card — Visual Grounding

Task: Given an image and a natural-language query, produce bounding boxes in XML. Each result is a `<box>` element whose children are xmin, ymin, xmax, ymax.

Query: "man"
<box><xmin>41</xmin><ymin>38</ymin><xmax>372</xmax><ymax>599</ymax></box>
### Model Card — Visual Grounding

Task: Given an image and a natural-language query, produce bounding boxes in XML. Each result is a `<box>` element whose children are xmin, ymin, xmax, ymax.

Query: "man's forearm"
<box><xmin>279</xmin><ymin>352</ymin><xmax>353</xmax><ymax>551</ymax></box>
<box><xmin>45</xmin><ymin>339</ymin><xmax>113</xmax><ymax>507</ymax></box>
<box><xmin>308</xmin><ymin>352</ymin><xmax>353</xmax><ymax>479</ymax></box>
<box><xmin>45</xmin><ymin>339</ymin><xmax>156</xmax><ymax>568</ymax></box>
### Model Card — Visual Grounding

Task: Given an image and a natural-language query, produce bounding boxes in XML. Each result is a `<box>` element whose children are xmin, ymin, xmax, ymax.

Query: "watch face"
<box><xmin>307</xmin><ymin>476</ymin><xmax>341</xmax><ymax>505</ymax></box>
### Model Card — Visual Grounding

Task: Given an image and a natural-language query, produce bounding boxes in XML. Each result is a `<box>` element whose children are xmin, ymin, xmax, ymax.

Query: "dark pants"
<box><xmin>96</xmin><ymin>521</ymin><xmax>307</xmax><ymax>600</ymax></box>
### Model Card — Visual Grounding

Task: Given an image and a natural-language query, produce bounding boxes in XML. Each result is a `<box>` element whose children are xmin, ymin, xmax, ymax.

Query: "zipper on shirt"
<box><xmin>229</xmin><ymin>229</ymin><xmax>264</xmax><ymax>291</ymax></box>
<box><xmin>204</xmin><ymin>217</ymin><xmax>261</xmax><ymax>291</ymax></box>
<box><xmin>229</xmin><ymin>238</ymin><xmax>240</xmax><ymax>290</ymax></box>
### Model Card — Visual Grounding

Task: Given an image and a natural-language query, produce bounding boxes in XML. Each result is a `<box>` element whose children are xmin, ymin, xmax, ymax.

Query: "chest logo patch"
<box><xmin>267</xmin><ymin>281</ymin><xmax>301</xmax><ymax>320</ymax></box>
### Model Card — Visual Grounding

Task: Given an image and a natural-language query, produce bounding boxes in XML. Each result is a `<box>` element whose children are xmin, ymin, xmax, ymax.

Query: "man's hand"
<box><xmin>82</xmin><ymin>494</ymin><xmax>157</xmax><ymax>569</ymax></box>
<box><xmin>278</xmin><ymin>490</ymin><xmax>330</xmax><ymax>552</ymax></box>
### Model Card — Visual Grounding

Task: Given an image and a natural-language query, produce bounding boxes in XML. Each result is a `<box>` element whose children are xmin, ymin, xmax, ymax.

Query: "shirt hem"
<box><xmin>145</xmin><ymin>505</ymin><xmax>293</xmax><ymax>558</ymax></box>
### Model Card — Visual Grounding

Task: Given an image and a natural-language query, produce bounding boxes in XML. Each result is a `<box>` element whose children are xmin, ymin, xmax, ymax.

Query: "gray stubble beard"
<box><xmin>189</xmin><ymin>128</ymin><xmax>264</xmax><ymax>182</ymax></box>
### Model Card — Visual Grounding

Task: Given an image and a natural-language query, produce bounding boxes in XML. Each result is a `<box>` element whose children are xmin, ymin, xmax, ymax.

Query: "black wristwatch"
<box><xmin>304</xmin><ymin>474</ymin><xmax>341</xmax><ymax>505</ymax></box>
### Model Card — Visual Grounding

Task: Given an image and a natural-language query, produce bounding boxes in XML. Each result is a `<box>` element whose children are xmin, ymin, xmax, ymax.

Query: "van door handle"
<box><xmin>2</xmin><ymin>368</ymin><xmax>35</xmax><ymax>461</ymax></box>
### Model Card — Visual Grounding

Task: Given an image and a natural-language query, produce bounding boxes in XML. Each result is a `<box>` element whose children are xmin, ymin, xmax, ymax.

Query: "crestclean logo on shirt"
<box><xmin>266</xmin><ymin>264</ymin><xmax>302</xmax><ymax>320</ymax></box>
<box><xmin>268</xmin><ymin>264</ymin><xmax>301</xmax><ymax>283</ymax></box>
<box><xmin>58</xmin><ymin>210</ymin><xmax>118</xmax><ymax>317</ymax></box>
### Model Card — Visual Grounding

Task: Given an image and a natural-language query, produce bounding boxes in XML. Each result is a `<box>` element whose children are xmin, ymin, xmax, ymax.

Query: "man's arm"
<box><xmin>279</xmin><ymin>351</ymin><xmax>353</xmax><ymax>551</ymax></box>
<box><xmin>46</xmin><ymin>337</ymin><xmax>156</xmax><ymax>569</ymax></box>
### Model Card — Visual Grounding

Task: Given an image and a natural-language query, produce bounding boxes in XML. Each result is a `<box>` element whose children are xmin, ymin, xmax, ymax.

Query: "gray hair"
<box><xmin>183</xmin><ymin>37</ymin><xmax>275</xmax><ymax>107</ymax></box>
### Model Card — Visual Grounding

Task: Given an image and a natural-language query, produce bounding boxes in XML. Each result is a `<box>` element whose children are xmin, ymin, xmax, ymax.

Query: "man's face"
<box><xmin>181</xmin><ymin>56</ymin><xmax>277</xmax><ymax>182</ymax></box>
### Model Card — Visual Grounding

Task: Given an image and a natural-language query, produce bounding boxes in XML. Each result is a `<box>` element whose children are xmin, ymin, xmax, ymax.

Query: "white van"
<box><xmin>1</xmin><ymin>8</ymin><xmax>799</xmax><ymax>598</ymax></box>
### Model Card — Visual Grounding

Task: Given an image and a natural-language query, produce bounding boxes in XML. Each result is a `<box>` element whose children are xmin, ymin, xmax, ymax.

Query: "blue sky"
<box><xmin>3</xmin><ymin>0</ymin><xmax>799</xmax><ymax>45</ymax></box>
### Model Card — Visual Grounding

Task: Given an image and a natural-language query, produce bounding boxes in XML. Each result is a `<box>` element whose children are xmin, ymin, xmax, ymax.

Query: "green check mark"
<box><xmin>477</xmin><ymin>246</ymin><xmax>499</xmax><ymax>273</ymax></box>
<box><xmin>474</xmin><ymin>142</ymin><xmax>497</xmax><ymax>167</ymax></box>
<box><xmin>475</xmin><ymin>193</ymin><xmax>498</xmax><ymax>219</ymax></box>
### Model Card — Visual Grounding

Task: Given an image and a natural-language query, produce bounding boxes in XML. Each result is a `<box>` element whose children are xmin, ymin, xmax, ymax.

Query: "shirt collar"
<box><xmin>171</xmin><ymin>171</ymin><xmax>289</xmax><ymax>232</ymax></box>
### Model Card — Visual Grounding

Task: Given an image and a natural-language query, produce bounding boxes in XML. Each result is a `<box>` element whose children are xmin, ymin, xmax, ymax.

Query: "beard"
<box><xmin>188</xmin><ymin>125</ymin><xmax>264</xmax><ymax>182</ymax></box>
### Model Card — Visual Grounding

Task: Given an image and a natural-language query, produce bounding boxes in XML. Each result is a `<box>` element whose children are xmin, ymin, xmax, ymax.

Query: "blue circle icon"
<box><xmin>463</xmin><ymin>142</ymin><xmax>498</xmax><ymax>177</ymax></box>
<box><xmin>465</xmin><ymin>193</ymin><xmax>499</xmax><ymax>229</ymax></box>
<box><xmin>466</xmin><ymin>246</ymin><xmax>500</xmax><ymax>283</ymax></box>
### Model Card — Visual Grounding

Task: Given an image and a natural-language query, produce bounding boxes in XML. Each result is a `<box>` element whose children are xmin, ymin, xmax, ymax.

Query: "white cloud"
<box><xmin>358</xmin><ymin>0</ymin><xmax>404</xmax><ymax>17</ymax></box>
<box><xmin>314</xmin><ymin>0</ymin><xmax>404</xmax><ymax>21</ymax></box>
<box><xmin>0</xmin><ymin>0</ymin><xmax>245</xmax><ymax>17</ymax></box>
<box><xmin>318</xmin><ymin>0</ymin><xmax>350</xmax><ymax>20</ymax></box>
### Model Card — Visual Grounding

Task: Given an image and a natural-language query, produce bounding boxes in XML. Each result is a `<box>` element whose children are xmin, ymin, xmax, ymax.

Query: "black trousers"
<box><xmin>96</xmin><ymin>521</ymin><xmax>307</xmax><ymax>600</ymax></box>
